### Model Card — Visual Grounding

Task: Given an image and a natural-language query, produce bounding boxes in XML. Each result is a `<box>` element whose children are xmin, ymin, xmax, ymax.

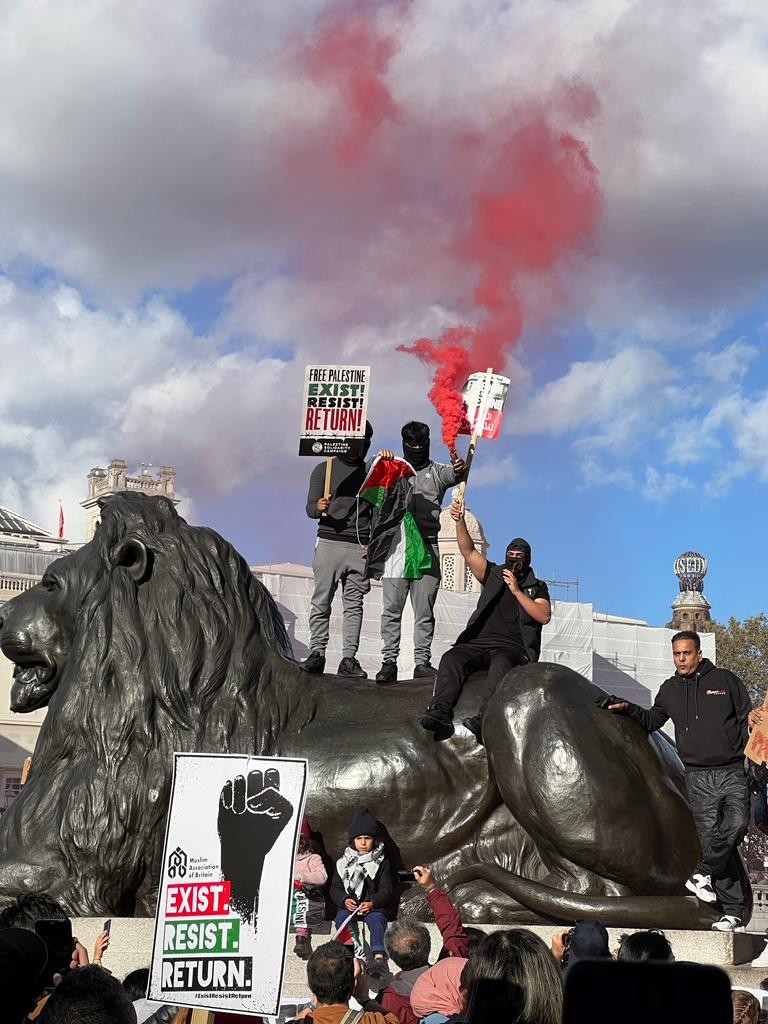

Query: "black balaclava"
<box><xmin>505</xmin><ymin>537</ymin><xmax>531</xmax><ymax>579</ymax></box>
<box><xmin>340</xmin><ymin>421</ymin><xmax>373</xmax><ymax>465</ymax></box>
<box><xmin>402</xmin><ymin>420</ymin><xmax>430</xmax><ymax>470</ymax></box>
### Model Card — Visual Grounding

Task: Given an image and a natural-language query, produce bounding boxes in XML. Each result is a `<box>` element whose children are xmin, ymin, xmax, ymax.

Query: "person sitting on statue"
<box><xmin>302</xmin><ymin>421</ymin><xmax>374</xmax><ymax>678</ymax></box>
<box><xmin>420</xmin><ymin>499</ymin><xmax>551</xmax><ymax>741</ymax></box>
<box><xmin>374</xmin><ymin>422</ymin><xmax>465</xmax><ymax>685</ymax></box>
<box><xmin>605</xmin><ymin>629</ymin><xmax>752</xmax><ymax>932</ymax></box>
<box><xmin>330</xmin><ymin>806</ymin><xmax>396</xmax><ymax>973</ymax></box>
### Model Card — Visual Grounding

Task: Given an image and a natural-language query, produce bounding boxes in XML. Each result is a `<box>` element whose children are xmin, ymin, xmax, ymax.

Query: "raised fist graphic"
<box><xmin>217</xmin><ymin>767</ymin><xmax>294</xmax><ymax>923</ymax></box>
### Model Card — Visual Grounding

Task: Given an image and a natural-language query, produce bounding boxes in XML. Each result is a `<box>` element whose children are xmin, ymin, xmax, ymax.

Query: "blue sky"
<box><xmin>0</xmin><ymin>0</ymin><xmax>767</xmax><ymax>630</ymax></box>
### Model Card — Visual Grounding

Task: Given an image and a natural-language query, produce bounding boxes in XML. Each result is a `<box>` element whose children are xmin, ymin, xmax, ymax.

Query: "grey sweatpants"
<box><xmin>308</xmin><ymin>538</ymin><xmax>371</xmax><ymax>659</ymax></box>
<box><xmin>380</xmin><ymin>551</ymin><xmax>441</xmax><ymax>665</ymax></box>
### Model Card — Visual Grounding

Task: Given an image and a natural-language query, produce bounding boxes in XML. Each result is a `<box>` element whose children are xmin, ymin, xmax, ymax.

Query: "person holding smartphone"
<box><xmin>378</xmin><ymin>865</ymin><xmax>470</xmax><ymax>1024</ymax></box>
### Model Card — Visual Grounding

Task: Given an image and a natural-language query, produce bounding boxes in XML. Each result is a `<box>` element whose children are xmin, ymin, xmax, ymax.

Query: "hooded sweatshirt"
<box><xmin>621</xmin><ymin>658</ymin><xmax>751</xmax><ymax>769</ymax></box>
<box><xmin>306</xmin><ymin>457</ymin><xmax>372</xmax><ymax>544</ymax></box>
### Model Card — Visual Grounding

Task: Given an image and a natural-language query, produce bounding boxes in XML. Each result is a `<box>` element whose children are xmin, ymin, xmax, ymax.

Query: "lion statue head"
<box><xmin>0</xmin><ymin>492</ymin><xmax>303</xmax><ymax>914</ymax></box>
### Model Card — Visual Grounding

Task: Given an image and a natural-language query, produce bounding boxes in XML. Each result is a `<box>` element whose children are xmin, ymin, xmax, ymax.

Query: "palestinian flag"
<box><xmin>359</xmin><ymin>456</ymin><xmax>432</xmax><ymax>580</ymax></box>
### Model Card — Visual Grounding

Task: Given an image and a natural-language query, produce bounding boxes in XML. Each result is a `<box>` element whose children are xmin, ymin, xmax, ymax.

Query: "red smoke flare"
<box><xmin>400</xmin><ymin>120</ymin><xmax>600</xmax><ymax>447</ymax></box>
<box><xmin>294</xmin><ymin>12</ymin><xmax>601</xmax><ymax>449</ymax></box>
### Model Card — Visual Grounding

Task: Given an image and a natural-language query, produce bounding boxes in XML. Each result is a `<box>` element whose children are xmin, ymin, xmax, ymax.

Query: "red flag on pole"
<box><xmin>58</xmin><ymin>502</ymin><xmax>64</xmax><ymax>540</ymax></box>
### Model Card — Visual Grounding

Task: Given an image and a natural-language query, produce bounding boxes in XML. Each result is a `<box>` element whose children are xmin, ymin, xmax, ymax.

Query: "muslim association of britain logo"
<box><xmin>674</xmin><ymin>551</ymin><xmax>708</xmax><ymax>593</ymax></box>
<box><xmin>167</xmin><ymin>846</ymin><xmax>188</xmax><ymax>879</ymax></box>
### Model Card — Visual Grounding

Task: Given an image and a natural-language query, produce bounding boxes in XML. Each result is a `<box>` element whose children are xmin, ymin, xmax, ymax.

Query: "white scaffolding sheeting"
<box><xmin>541</xmin><ymin>601</ymin><xmax>593</xmax><ymax>679</ymax></box>
<box><xmin>257</xmin><ymin>570</ymin><xmax>593</xmax><ymax>680</ymax></box>
<box><xmin>255</xmin><ymin>568</ymin><xmax>714</xmax><ymax>707</ymax></box>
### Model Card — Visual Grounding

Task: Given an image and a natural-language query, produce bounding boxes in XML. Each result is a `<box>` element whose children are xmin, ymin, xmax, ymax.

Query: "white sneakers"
<box><xmin>685</xmin><ymin>872</ymin><xmax>718</xmax><ymax>904</ymax></box>
<box><xmin>751</xmin><ymin>939</ymin><xmax>768</xmax><ymax>967</ymax></box>
<box><xmin>685</xmin><ymin>873</ymin><xmax>745</xmax><ymax>931</ymax></box>
<box><xmin>711</xmin><ymin>915</ymin><xmax>742</xmax><ymax>932</ymax></box>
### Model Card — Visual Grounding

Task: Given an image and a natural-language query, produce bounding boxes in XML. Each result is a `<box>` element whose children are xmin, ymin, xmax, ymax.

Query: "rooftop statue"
<box><xmin>0</xmin><ymin>493</ymin><xmax>736</xmax><ymax>925</ymax></box>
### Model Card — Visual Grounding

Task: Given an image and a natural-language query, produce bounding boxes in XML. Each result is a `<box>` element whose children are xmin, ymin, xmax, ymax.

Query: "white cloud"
<box><xmin>643</xmin><ymin>466</ymin><xmax>693</xmax><ymax>504</ymax></box>
<box><xmin>512</xmin><ymin>347</ymin><xmax>680</xmax><ymax>443</ymax></box>
<box><xmin>1</xmin><ymin>0</ymin><xmax>768</xmax><ymax>535</ymax></box>
<box><xmin>465</xmin><ymin>455</ymin><xmax>522</xmax><ymax>489</ymax></box>
<box><xmin>698</xmin><ymin>341</ymin><xmax>758</xmax><ymax>384</ymax></box>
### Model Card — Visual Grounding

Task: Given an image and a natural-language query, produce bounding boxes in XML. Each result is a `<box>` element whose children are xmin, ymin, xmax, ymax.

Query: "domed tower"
<box><xmin>437</xmin><ymin>489</ymin><xmax>489</xmax><ymax>593</ymax></box>
<box><xmin>667</xmin><ymin>550</ymin><xmax>712</xmax><ymax>632</ymax></box>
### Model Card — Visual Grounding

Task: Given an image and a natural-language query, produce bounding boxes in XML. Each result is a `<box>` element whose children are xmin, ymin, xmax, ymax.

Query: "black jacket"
<box><xmin>330</xmin><ymin>856</ymin><xmax>396</xmax><ymax>918</ymax></box>
<box><xmin>456</xmin><ymin>563</ymin><xmax>550</xmax><ymax>661</ymax></box>
<box><xmin>622</xmin><ymin>658</ymin><xmax>750</xmax><ymax>769</ymax></box>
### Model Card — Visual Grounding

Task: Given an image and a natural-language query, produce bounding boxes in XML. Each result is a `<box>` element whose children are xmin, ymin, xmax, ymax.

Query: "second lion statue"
<box><xmin>0</xmin><ymin>493</ymin><xmax>738</xmax><ymax>925</ymax></box>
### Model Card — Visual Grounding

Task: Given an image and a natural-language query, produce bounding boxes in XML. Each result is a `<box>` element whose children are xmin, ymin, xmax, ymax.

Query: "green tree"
<box><xmin>710</xmin><ymin>614</ymin><xmax>768</xmax><ymax>707</ymax></box>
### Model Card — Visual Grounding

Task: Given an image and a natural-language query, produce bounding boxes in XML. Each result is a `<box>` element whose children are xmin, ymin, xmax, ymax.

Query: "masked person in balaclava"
<box><xmin>373</xmin><ymin>422</ymin><xmax>465</xmax><ymax>684</ymax></box>
<box><xmin>421</xmin><ymin>500</ymin><xmax>551</xmax><ymax>741</ymax></box>
<box><xmin>302</xmin><ymin>421</ymin><xmax>374</xmax><ymax>678</ymax></box>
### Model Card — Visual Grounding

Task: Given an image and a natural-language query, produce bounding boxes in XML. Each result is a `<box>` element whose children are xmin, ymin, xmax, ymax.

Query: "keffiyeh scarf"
<box><xmin>337</xmin><ymin>841</ymin><xmax>385</xmax><ymax>898</ymax></box>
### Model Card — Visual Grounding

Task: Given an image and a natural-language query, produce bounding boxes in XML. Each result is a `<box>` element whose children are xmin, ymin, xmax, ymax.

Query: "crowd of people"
<box><xmin>4</xmin><ymin>873</ymin><xmax>766</xmax><ymax>1024</ymax></box>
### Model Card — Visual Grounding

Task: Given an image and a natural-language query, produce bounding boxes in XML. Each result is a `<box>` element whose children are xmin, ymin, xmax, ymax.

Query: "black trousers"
<box><xmin>686</xmin><ymin>765</ymin><xmax>750</xmax><ymax>918</ymax></box>
<box><xmin>430</xmin><ymin>642</ymin><xmax>527</xmax><ymax>715</ymax></box>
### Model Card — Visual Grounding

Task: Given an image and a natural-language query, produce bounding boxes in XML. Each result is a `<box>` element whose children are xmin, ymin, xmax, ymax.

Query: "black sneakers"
<box><xmin>462</xmin><ymin>716</ymin><xmax>483</xmax><ymax>744</ymax></box>
<box><xmin>293</xmin><ymin>934</ymin><xmax>313</xmax><ymax>959</ymax></box>
<box><xmin>421</xmin><ymin>704</ymin><xmax>453</xmax><ymax>733</ymax></box>
<box><xmin>338</xmin><ymin>657</ymin><xmax>367</xmax><ymax>678</ymax></box>
<box><xmin>413</xmin><ymin>663</ymin><xmax>436</xmax><ymax>678</ymax></box>
<box><xmin>302</xmin><ymin>651</ymin><xmax>326</xmax><ymax>674</ymax></box>
<box><xmin>375</xmin><ymin>661</ymin><xmax>398</xmax><ymax>684</ymax></box>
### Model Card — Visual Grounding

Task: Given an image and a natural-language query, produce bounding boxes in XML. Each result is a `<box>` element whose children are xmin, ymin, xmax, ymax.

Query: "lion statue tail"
<box><xmin>446</xmin><ymin>863</ymin><xmax>722</xmax><ymax>929</ymax></box>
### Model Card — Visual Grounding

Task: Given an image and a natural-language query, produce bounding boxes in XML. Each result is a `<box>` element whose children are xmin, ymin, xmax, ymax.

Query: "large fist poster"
<box><xmin>148</xmin><ymin>753</ymin><xmax>307</xmax><ymax>1016</ymax></box>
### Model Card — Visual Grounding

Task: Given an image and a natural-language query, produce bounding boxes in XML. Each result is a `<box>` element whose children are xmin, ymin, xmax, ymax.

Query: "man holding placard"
<box><xmin>299</xmin><ymin>364</ymin><xmax>373</xmax><ymax>678</ymax></box>
<box><xmin>303</xmin><ymin>421</ymin><xmax>374</xmax><ymax>677</ymax></box>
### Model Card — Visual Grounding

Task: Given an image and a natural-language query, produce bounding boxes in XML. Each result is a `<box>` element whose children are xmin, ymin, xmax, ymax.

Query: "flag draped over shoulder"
<box><xmin>358</xmin><ymin>456</ymin><xmax>432</xmax><ymax>580</ymax></box>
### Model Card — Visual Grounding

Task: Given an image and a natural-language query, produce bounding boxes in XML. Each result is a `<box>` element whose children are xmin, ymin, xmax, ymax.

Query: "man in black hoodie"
<box><xmin>420</xmin><ymin>499</ymin><xmax>551</xmax><ymax>740</ymax></box>
<box><xmin>607</xmin><ymin>629</ymin><xmax>751</xmax><ymax>931</ymax></box>
<box><xmin>303</xmin><ymin>422</ymin><xmax>374</xmax><ymax>678</ymax></box>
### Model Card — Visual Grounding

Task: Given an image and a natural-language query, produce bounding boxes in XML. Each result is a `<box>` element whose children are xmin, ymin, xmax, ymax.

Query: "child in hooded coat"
<box><xmin>330</xmin><ymin>806</ymin><xmax>396</xmax><ymax>966</ymax></box>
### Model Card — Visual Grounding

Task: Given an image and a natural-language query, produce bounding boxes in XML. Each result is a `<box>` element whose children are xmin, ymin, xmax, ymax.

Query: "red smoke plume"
<box><xmin>296</xmin><ymin>10</ymin><xmax>601</xmax><ymax>449</ymax></box>
<box><xmin>301</xmin><ymin>15</ymin><xmax>401</xmax><ymax>166</ymax></box>
<box><xmin>399</xmin><ymin>120</ymin><xmax>600</xmax><ymax>447</ymax></box>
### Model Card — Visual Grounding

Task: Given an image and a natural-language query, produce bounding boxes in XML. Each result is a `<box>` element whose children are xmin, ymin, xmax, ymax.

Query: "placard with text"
<box><xmin>458</xmin><ymin>372</ymin><xmax>511</xmax><ymax>439</ymax></box>
<box><xmin>299</xmin><ymin>364</ymin><xmax>370</xmax><ymax>456</ymax></box>
<box><xmin>148</xmin><ymin>753</ymin><xmax>307</xmax><ymax>1016</ymax></box>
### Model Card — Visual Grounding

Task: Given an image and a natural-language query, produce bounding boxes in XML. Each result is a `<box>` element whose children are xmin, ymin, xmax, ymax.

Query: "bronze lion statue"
<box><xmin>0</xmin><ymin>493</ymin><xmax>734</xmax><ymax>925</ymax></box>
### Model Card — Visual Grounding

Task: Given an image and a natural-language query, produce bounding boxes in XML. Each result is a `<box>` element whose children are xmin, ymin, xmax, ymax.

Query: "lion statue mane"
<box><xmin>0</xmin><ymin>493</ymin><xmax>742</xmax><ymax>925</ymax></box>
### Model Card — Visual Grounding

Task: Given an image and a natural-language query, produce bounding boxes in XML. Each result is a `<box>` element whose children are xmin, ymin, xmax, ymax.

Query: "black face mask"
<box><xmin>403</xmin><ymin>441</ymin><xmax>430</xmax><ymax>470</ymax></box>
<box><xmin>505</xmin><ymin>538</ymin><xmax>531</xmax><ymax>579</ymax></box>
<box><xmin>505</xmin><ymin>555</ymin><xmax>530</xmax><ymax>578</ymax></box>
